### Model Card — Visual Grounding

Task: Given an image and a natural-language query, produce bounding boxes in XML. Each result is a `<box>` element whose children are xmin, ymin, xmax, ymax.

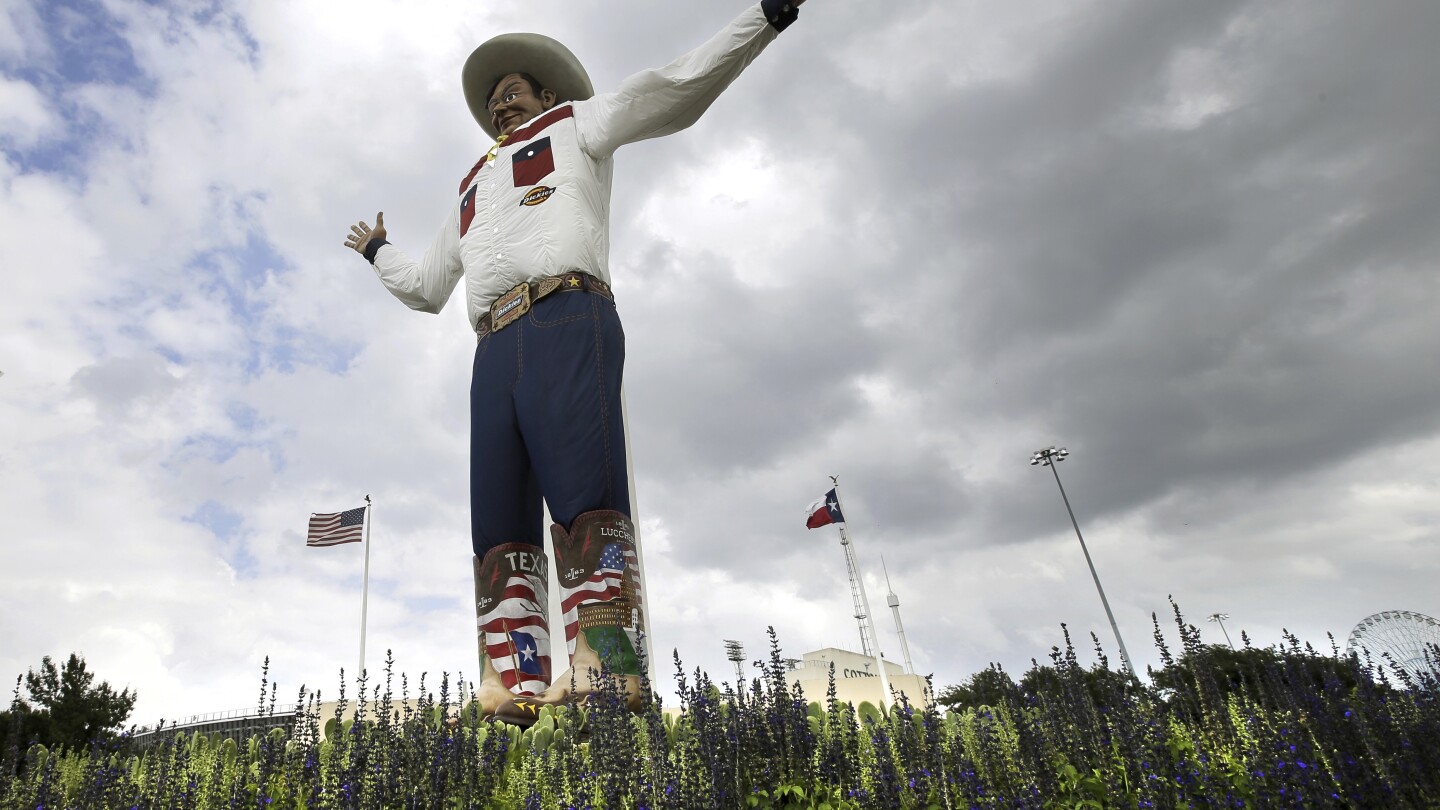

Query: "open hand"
<box><xmin>344</xmin><ymin>212</ymin><xmax>387</xmax><ymax>256</ymax></box>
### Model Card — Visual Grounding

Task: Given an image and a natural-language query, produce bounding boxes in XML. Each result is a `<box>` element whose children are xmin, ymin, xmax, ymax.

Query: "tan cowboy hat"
<box><xmin>462</xmin><ymin>33</ymin><xmax>594</xmax><ymax>139</ymax></box>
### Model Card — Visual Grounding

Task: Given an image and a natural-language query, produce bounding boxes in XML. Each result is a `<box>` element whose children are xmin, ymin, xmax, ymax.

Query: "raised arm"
<box><xmin>343</xmin><ymin>205</ymin><xmax>465</xmax><ymax>314</ymax></box>
<box><xmin>574</xmin><ymin>0</ymin><xmax>803</xmax><ymax>159</ymax></box>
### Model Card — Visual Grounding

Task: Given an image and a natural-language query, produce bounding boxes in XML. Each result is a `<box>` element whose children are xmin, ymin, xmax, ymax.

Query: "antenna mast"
<box><xmin>883</xmin><ymin>557</ymin><xmax>915</xmax><ymax>675</ymax></box>
<box><xmin>839</xmin><ymin>530</ymin><xmax>874</xmax><ymax>655</ymax></box>
<box><xmin>829</xmin><ymin>477</ymin><xmax>892</xmax><ymax>707</ymax></box>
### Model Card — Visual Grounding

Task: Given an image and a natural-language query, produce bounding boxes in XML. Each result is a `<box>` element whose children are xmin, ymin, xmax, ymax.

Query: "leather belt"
<box><xmin>475</xmin><ymin>272</ymin><xmax>613</xmax><ymax>338</ymax></box>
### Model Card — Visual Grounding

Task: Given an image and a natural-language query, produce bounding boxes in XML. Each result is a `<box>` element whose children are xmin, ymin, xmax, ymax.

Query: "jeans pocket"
<box><xmin>528</xmin><ymin>292</ymin><xmax>593</xmax><ymax>328</ymax></box>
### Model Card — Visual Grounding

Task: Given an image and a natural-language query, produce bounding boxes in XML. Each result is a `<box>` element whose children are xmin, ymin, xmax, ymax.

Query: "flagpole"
<box><xmin>621</xmin><ymin>386</ymin><xmax>657</xmax><ymax>687</ymax></box>
<box><xmin>830</xmin><ymin>477</ymin><xmax>892</xmax><ymax>710</ymax></box>
<box><xmin>359</xmin><ymin>495</ymin><xmax>373</xmax><ymax>679</ymax></box>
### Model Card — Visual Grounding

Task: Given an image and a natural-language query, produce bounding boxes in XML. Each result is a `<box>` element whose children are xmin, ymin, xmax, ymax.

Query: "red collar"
<box><xmin>458</xmin><ymin>104</ymin><xmax>576</xmax><ymax>194</ymax></box>
<box><xmin>506</xmin><ymin>103</ymin><xmax>575</xmax><ymax>145</ymax></box>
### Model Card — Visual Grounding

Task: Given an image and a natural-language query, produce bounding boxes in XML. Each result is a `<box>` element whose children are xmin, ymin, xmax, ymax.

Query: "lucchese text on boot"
<box><xmin>599</xmin><ymin>524</ymin><xmax>632</xmax><ymax>541</ymax></box>
<box><xmin>557</xmin><ymin>515</ymin><xmax>634</xmax><ymax>588</ymax></box>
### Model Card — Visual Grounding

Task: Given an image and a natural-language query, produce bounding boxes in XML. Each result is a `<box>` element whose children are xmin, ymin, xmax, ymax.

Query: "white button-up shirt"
<box><xmin>371</xmin><ymin>3</ymin><xmax>780</xmax><ymax>328</ymax></box>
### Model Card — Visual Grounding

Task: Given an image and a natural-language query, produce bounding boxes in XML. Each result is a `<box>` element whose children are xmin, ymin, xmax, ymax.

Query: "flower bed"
<box><xmin>3</xmin><ymin>620</ymin><xmax>1438</xmax><ymax>809</ymax></box>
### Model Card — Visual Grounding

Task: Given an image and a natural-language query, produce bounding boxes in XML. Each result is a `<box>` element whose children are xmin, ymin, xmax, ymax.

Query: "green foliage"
<box><xmin>1021</xmin><ymin>662</ymin><xmax>1139</xmax><ymax>709</ymax></box>
<box><xmin>1045</xmin><ymin>758</ymin><xmax>1108</xmax><ymax>810</ymax></box>
<box><xmin>2</xmin><ymin>614</ymin><xmax>1439</xmax><ymax>809</ymax></box>
<box><xmin>745</xmin><ymin>781</ymin><xmax>864</xmax><ymax>809</ymax></box>
<box><xmin>0</xmin><ymin>705</ymin><xmax>53</xmax><ymax>775</ymax></box>
<box><xmin>1149</xmin><ymin>640</ymin><xmax>1372</xmax><ymax>707</ymax></box>
<box><xmin>935</xmin><ymin>664</ymin><xmax>1016</xmax><ymax>712</ymax></box>
<box><xmin>3</xmin><ymin>654</ymin><xmax>135</xmax><ymax>757</ymax></box>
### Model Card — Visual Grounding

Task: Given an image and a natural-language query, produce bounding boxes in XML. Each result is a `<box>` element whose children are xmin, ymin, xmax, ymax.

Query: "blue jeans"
<box><xmin>469</xmin><ymin>287</ymin><xmax>629</xmax><ymax>557</ymax></box>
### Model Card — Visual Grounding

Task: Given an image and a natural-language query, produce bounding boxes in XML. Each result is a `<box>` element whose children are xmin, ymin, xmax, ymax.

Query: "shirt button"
<box><xmin>495</xmin><ymin>253</ymin><xmax>503</xmax><ymax>260</ymax></box>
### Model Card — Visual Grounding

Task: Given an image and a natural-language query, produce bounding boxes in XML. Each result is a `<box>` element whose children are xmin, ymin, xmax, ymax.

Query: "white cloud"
<box><xmin>3</xmin><ymin>0</ymin><xmax>1440</xmax><ymax>727</ymax></box>
<box><xmin>0</xmin><ymin>77</ymin><xmax>53</xmax><ymax>147</ymax></box>
<box><xmin>0</xmin><ymin>2</ymin><xmax>44</xmax><ymax>64</ymax></box>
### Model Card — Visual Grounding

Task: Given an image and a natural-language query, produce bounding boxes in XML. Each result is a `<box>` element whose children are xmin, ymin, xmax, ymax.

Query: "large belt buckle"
<box><xmin>491</xmin><ymin>282</ymin><xmax>531</xmax><ymax>331</ymax></box>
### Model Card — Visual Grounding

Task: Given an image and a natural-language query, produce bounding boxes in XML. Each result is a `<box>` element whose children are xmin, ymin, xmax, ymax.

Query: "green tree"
<box><xmin>1150</xmin><ymin>644</ymin><xmax>1279</xmax><ymax>694</ymax></box>
<box><xmin>1149</xmin><ymin>642</ymin><xmax>1381</xmax><ymax>714</ymax></box>
<box><xmin>1</xmin><ymin>681</ymin><xmax>57</xmax><ymax>776</ymax></box>
<box><xmin>936</xmin><ymin>665</ymin><xmax>1017</xmax><ymax>711</ymax></box>
<box><xmin>17</xmin><ymin>653</ymin><xmax>136</xmax><ymax>752</ymax></box>
<box><xmin>1019</xmin><ymin>663</ymin><xmax>1140</xmax><ymax>708</ymax></box>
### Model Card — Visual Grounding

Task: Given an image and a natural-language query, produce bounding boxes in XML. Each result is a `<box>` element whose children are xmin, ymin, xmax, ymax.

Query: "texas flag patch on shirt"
<box><xmin>459</xmin><ymin>185</ymin><xmax>477</xmax><ymax>237</ymax></box>
<box><xmin>512</xmin><ymin>137</ymin><xmax>555</xmax><ymax>187</ymax></box>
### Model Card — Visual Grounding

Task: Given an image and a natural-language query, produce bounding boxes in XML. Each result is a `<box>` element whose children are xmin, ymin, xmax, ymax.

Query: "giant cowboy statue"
<box><xmin>343</xmin><ymin>0</ymin><xmax>806</xmax><ymax>726</ymax></box>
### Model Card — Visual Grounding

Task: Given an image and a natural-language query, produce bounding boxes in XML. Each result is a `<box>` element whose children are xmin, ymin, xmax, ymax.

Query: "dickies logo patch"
<box><xmin>512</xmin><ymin>137</ymin><xmax>555</xmax><ymax>187</ymax></box>
<box><xmin>519</xmin><ymin>186</ymin><xmax>556</xmax><ymax>207</ymax></box>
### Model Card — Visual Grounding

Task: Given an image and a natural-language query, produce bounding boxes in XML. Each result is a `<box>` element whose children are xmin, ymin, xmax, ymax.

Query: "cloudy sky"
<box><xmin>3</xmin><ymin>0</ymin><xmax>1439</xmax><ymax>724</ymax></box>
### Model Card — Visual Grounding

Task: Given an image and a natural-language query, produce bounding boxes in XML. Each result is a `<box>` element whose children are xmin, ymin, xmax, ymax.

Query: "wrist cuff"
<box><xmin>760</xmin><ymin>0</ymin><xmax>799</xmax><ymax>32</ymax></box>
<box><xmin>363</xmin><ymin>238</ymin><xmax>389</xmax><ymax>264</ymax></box>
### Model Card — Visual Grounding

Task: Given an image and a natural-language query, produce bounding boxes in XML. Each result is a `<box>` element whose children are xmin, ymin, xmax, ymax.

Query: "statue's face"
<box><xmin>488</xmin><ymin>73</ymin><xmax>556</xmax><ymax>137</ymax></box>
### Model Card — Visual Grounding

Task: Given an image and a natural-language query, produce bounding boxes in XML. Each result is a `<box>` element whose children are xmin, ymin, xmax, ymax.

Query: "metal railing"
<box><xmin>132</xmin><ymin>704</ymin><xmax>300</xmax><ymax>739</ymax></box>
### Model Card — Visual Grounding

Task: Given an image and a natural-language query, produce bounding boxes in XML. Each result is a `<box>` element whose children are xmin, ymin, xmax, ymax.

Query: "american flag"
<box><xmin>479</xmin><ymin>572</ymin><xmax>551</xmax><ymax>694</ymax></box>
<box><xmin>561</xmin><ymin>542</ymin><xmax>640</xmax><ymax>657</ymax></box>
<box><xmin>307</xmin><ymin>506</ymin><xmax>367</xmax><ymax>547</ymax></box>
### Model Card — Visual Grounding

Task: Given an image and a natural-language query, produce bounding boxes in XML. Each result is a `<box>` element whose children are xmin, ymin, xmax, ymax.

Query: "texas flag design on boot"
<box><xmin>474</xmin><ymin>543</ymin><xmax>552</xmax><ymax>695</ymax></box>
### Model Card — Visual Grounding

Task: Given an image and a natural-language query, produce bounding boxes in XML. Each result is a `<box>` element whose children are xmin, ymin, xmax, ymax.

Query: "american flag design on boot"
<box><xmin>554</xmin><ymin>511</ymin><xmax>644</xmax><ymax>660</ymax></box>
<box><xmin>473</xmin><ymin>543</ymin><xmax>551</xmax><ymax>695</ymax></box>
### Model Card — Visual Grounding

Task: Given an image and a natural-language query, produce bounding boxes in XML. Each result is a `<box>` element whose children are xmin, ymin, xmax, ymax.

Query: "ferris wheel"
<box><xmin>1346</xmin><ymin>610</ymin><xmax>1440</xmax><ymax>683</ymax></box>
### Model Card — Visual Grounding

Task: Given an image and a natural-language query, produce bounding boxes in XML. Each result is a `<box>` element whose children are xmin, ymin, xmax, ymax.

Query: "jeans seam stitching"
<box><xmin>592</xmin><ymin>296</ymin><xmax>613</xmax><ymax>507</ymax></box>
<box><xmin>514</xmin><ymin>319</ymin><xmax>524</xmax><ymax>391</ymax></box>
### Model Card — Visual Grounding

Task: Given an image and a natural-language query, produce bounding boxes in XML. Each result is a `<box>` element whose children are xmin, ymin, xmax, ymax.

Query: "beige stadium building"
<box><xmin>782</xmin><ymin>647</ymin><xmax>930</xmax><ymax>710</ymax></box>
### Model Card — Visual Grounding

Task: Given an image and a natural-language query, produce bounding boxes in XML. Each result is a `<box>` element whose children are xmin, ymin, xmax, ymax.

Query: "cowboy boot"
<box><xmin>493</xmin><ymin>510</ymin><xmax>645</xmax><ymax>726</ymax></box>
<box><xmin>473</xmin><ymin>543</ymin><xmax>552</xmax><ymax>717</ymax></box>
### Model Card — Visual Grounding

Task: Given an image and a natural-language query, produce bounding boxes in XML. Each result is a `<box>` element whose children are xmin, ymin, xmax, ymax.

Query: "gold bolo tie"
<box><xmin>486</xmin><ymin>133</ymin><xmax>508</xmax><ymax>163</ymax></box>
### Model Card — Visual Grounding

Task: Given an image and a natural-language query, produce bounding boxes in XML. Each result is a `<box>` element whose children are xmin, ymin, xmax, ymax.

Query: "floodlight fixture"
<box><xmin>723</xmin><ymin>639</ymin><xmax>746</xmax><ymax>685</ymax></box>
<box><xmin>1030</xmin><ymin>446</ymin><xmax>1070</xmax><ymax>466</ymax></box>
<box><xmin>1207</xmin><ymin>612</ymin><xmax>1236</xmax><ymax>650</ymax></box>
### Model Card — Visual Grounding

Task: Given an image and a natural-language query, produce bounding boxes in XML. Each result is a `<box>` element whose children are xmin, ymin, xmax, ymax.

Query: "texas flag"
<box><xmin>508</xmin><ymin>630</ymin><xmax>546</xmax><ymax>677</ymax></box>
<box><xmin>805</xmin><ymin>488</ymin><xmax>845</xmax><ymax>529</ymax></box>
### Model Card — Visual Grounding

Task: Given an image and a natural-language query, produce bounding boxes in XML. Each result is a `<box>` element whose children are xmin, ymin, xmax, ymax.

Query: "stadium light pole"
<box><xmin>724</xmin><ymin>640</ymin><xmax>746</xmax><ymax>687</ymax></box>
<box><xmin>1208</xmin><ymin>612</ymin><xmax>1236</xmax><ymax>650</ymax></box>
<box><xmin>1030</xmin><ymin>446</ymin><xmax>1135</xmax><ymax>675</ymax></box>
